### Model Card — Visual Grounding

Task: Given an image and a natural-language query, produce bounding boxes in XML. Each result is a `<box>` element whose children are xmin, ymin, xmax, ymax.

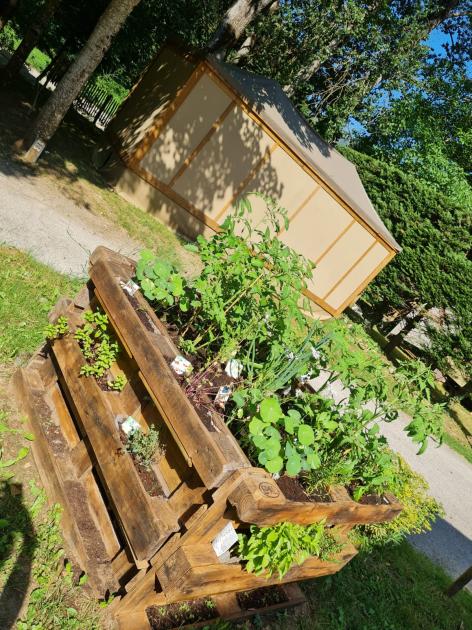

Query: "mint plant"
<box><xmin>107</xmin><ymin>374</ymin><xmax>127</xmax><ymax>392</ymax></box>
<box><xmin>238</xmin><ymin>520</ymin><xmax>342</xmax><ymax>578</ymax></box>
<box><xmin>44</xmin><ymin>316</ymin><xmax>69</xmax><ymax>341</ymax></box>
<box><xmin>75</xmin><ymin>309</ymin><xmax>121</xmax><ymax>379</ymax></box>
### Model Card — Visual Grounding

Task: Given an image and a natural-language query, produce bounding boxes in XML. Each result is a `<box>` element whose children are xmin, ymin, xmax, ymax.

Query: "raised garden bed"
<box><xmin>13</xmin><ymin>246</ymin><xmax>403</xmax><ymax>629</ymax></box>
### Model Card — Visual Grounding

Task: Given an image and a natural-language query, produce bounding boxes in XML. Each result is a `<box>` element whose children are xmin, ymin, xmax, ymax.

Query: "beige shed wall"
<box><xmin>110</xmin><ymin>47</ymin><xmax>196</xmax><ymax>155</ymax></box>
<box><xmin>141</xmin><ymin>73</ymin><xmax>233</xmax><ymax>184</ymax></box>
<box><xmin>110</xmin><ymin>59</ymin><xmax>395</xmax><ymax>317</ymax></box>
<box><xmin>324</xmin><ymin>241</ymin><xmax>389</xmax><ymax>310</ymax></box>
<box><xmin>171</xmin><ymin>105</ymin><xmax>274</xmax><ymax>216</ymax></box>
<box><xmin>312</xmin><ymin>222</ymin><xmax>375</xmax><ymax>298</ymax></box>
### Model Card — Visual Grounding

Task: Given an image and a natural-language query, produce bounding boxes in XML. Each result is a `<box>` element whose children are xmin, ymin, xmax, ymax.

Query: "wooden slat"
<box><xmin>11</xmin><ymin>366</ymin><xmax>118</xmax><ymax>595</ymax></box>
<box><xmin>162</xmin><ymin>540</ymin><xmax>356</xmax><ymax>602</ymax></box>
<box><xmin>51</xmin><ymin>336</ymin><xmax>179</xmax><ymax>562</ymax></box>
<box><xmin>228</xmin><ymin>469</ymin><xmax>402</xmax><ymax>527</ymax></box>
<box><xmin>89</xmin><ymin>250</ymin><xmax>250</xmax><ymax>489</ymax></box>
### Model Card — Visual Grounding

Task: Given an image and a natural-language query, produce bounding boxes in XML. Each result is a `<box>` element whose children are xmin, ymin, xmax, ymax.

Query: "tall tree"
<box><xmin>229</xmin><ymin>0</ymin><xmax>465</xmax><ymax>141</ymax></box>
<box><xmin>21</xmin><ymin>0</ymin><xmax>142</xmax><ymax>163</ymax></box>
<box><xmin>208</xmin><ymin>0</ymin><xmax>277</xmax><ymax>58</ymax></box>
<box><xmin>0</xmin><ymin>0</ymin><xmax>19</xmax><ymax>33</ymax></box>
<box><xmin>0</xmin><ymin>0</ymin><xmax>61</xmax><ymax>84</ymax></box>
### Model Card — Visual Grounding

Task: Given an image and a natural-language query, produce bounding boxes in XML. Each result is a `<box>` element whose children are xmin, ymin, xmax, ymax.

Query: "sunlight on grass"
<box><xmin>0</xmin><ymin>246</ymin><xmax>82</xmax><ymax>364</ymax></box>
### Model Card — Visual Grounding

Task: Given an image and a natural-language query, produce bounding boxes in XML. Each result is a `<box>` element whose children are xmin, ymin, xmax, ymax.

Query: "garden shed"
<box><xmin>103</xmin><ymin>44</ymin><xmax>400</xmax><ymax>318</ymax></box>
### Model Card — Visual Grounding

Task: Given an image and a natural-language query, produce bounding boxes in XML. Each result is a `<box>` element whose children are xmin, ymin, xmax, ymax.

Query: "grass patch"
<box><xmin>301</xmin><ymin>542</ymin><xmax>472</xmax><ymax>629</ymax></box>
<box><xmin>26</xmin><ymin>47</ymin><xmax>51</xmax><ymax>74</ymax></box>
<box><xmin>443</xmin><ymin>433</ymin><xmax>472</xmax><ymax>464</ymax></box>
<box><xmin>0</xmin><ymin>246</ymin><xmax>82</xmax><ymax>364</ymax></box>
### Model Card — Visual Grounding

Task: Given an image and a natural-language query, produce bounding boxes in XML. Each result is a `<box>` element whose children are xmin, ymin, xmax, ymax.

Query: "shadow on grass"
<box><xmin>0</xmin><ymin>482</ymin><xmax>36</xmax><ymax>630</ymax></box>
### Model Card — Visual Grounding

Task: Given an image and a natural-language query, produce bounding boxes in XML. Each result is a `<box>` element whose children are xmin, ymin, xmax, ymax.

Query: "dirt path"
<box><xmin>0</xmin><ymin>156</ymin><xmax>141</xmax><ymax>276</ymax></box>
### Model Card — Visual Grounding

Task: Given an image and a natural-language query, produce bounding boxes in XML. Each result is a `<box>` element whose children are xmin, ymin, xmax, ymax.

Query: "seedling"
<box><xmin>44</xmin><ymin>316</ymin><xmax>70</xmax><ymax>341</ymax></box>
<box><xmin>107</xmin><ymin>373</ymin><xmax>127</xmax><ymax>392</ymax></box>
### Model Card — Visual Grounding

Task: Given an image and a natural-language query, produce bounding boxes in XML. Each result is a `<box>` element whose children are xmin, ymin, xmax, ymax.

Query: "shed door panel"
<box><xmin>172</xmin><ymin>107</ymin><xmax>273</xmax><ymax>216</ymax></box>
<box><xmin>280</xmin><ymin>189</ymin><xmax>352</xmax><ymax>262</ymax></box>
<box><xmin>311</xmin><ymin>222</ymin><xmax>375</xmax><ymax>298</ymax></box>
<box><xmin>221</xmin><ymin>147</ymin><xmax>317</xmax><ymax>229</ymax></box>
<box><xmin>140</xmin><ymin>74</ymin><xmax>232</xmax><ymax>184</ymax></box>
<box><xmin>324</xmin><ymin>241</ymin><xmax>389</xmax><ymax>310</ymax></box>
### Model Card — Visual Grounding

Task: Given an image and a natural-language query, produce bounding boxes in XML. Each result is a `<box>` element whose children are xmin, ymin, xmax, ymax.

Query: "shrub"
<box><xmin>353</xmin><ymin>456</ymin><xmax>444</xmax><ymax>550</ymax></box>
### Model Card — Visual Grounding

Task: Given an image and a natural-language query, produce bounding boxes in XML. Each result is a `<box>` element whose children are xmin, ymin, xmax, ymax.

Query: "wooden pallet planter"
<box><xmin>13</xmin><ymin>246</ymin><xmax>403</xmax><ymax>628</ymax></box>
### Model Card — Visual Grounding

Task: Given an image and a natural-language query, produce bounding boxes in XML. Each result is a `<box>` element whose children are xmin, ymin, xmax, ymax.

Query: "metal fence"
<box><xmin>73</xmin><ymin>81</ymin><xmax>123</xmax><ymax>129</ymax></box>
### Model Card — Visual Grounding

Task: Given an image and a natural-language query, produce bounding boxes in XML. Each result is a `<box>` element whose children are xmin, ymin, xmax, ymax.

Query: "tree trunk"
<box><xmin>21</xmin><ymin>0</ymin><xmax>142</xmax><ymax>163</ymax></box>
<box><xmin>0</xmin><ymin>0</ymin><xmax>61</xmax><ymax>84</ymax></box>
<box><xmin>208</xmin><ymin>0</ymin><xmax>277</xmax><ymax>59</ymax></box>
<box><xmin>0</xmin><ymin>0</ymin><xmax>18</xmax><ymax>33</ymax></box>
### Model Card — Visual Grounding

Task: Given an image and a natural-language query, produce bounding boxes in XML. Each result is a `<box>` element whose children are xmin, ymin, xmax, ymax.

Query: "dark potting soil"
<box><xmin>118</xmin><ymin>430</ymin><xmax>164</xmax><ymax>497</ymax></box>
<box><xmin>347</xmin><ymin>484</ymin><xmax>386</xmax><ymax>505</ymax></box>
<box><xmin>237</xmin><ymin>586</ymin><xmax>288</xmax><ymax>611</ymax></box>
<box><xmin>276</xmin><ymin>475</ymin><xmax>333</xmax><ymax>503</ymax></box>
<box><xmin>125</xmin><ymin>292</ymin><xmax>155</xmax><ymax>334</ymax></box>
<box><xmin>146</xmin><ymin>599</ymin><xmax>218</xmax><ymax>629</ymax></box>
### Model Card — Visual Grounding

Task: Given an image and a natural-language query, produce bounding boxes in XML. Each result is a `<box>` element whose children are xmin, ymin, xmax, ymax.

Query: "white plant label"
<box><xmin>212</xmin><ymin>522</ymin><xmax>238</xmax><ymax>557</ymax></box>
<box><xmin>171</xmin><ymin>355</ymin><xmax>193</xmax><ymax>376</ymax></box>
<box><xmin>123</xmin><ymin>279</ymin><xmax>140</xmax><ymax>296</ymax></box>
<box><xmin>121</xmin><ymin>416</ymin><xmax>141</xmax><ymax>436</ymax></box>
<box><xmin>225</xmin><ymin>358</ymin><xmax>243</xmax><ymax>379</ymax></box>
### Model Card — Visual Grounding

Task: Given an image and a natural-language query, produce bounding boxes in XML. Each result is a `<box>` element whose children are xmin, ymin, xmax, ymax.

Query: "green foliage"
<box><xmin>238</xmin><ymin>521</ymin><xmax>342</xmax><ymax>579</ymax></box>
<box><xmin>137</xmin><ymin>195</ymin><xmax>313</xmax><ymax>368</ymax></box>
<box><xmin>340</xmin><ymin>147</ymin><xmax>472</xmax><ymax>378</ymax></box>
<box><xmin>353</xmin><ymin>456</ymin><xmax>444</xmax><ymax>550</ymax></box>
<box><xmin>44</xmin><ymin>315</ymin><xmax>70</xmax><ymax>341</ymax></box>
<box><xmin>75</xmin><ymin>309</ymin><xmax>120</xmax><ymax>378</ymax></box>
<box><xmin>125</xmin><ymin>426</ymin><xmax>162</xmax><ymax>469</ymax></box>
<box><xmin>136</xmin><ymin>252</ymin><xmax>187</xmax><ymax>307</ymax></box>
<box><xmin>0</xmin><ymin>246</ymin><xmax>81</xmax><ymax>364</ymax></box>
<box><xmin>107</xmin><ymin>373</ymin><xmax>127</xmax><ymax>392</ymax></box>
<box><xmin>247</xmin><ymin>397</ymin><xmax>319</xmax><ymax>476</ymax></box>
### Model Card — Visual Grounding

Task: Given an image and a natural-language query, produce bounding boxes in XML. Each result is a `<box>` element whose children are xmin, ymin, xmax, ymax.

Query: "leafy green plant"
<box><xmin>75</xmin><ymin>309</ymin><xmax>120</xmax><ymax>379</ymax></box>
<box><xmin>136</xmin><ymin>251</ymin><xmax>188</xmax><ymax>308</ymax></box>
<box><xmin>238</xmin><ymin>520</ymin><xmax>342</xmax><ymax>579</ymax></box>
<box><xmin>125</xmin><ymin>426</ymin><xmax>162</xmax><ymax>469</ymax></box>
<box><xmin>247</xmin><ymin>397</ymin><xmax>319</xmax><ymax>475</ymax></box>
<box><xmin>44</xmin><ymin>316</ymin><xmax>70</xmax><ymax>341</ymax></box>
<box><xmin>107</xmin><ymin>373</ymin><xmax>127</xmax><ymax>391</ymax></box>
<box><xmin>353</xmin><ymin>456</ymin><xmax>444</xmax><ymax>549</ymax></box>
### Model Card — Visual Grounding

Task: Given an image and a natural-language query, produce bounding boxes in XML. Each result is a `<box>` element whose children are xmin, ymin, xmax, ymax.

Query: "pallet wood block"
<box><xmin>51</xmin><ymin>335</ymin><xmax>179</xmax><ymax>563</ymax></box>
<box><xmin>11</xmin><ymin>364</ymin><xmax>119</xmax><ymax>595</ymax></box>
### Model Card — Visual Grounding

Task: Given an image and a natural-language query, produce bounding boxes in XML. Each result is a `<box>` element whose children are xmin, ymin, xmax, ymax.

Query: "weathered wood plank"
<box><xmin>228</xmin><ymin>469</ymin><xmax>402</xmax><ymax>526</ymax></box>
<box><xmin>11</xmin><ymin>366</ymin><xmax>118</xmax><ymax>594</ymax></box>
<box><xmin>89</xmin><ymin>249</ymin><xmax>250</xmax><ymax>488</ymax></box>
<box><xmin>51</xmin><ymin>336</ymin><xmax>179</xmax><ymax>562</ymax></box>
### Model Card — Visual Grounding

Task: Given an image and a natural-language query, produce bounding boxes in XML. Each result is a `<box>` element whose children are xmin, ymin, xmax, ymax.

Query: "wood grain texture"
<box><xmin>51</xmin><ymin>335</ymin><xmax>179</xmax><ymax>562</ymax></box>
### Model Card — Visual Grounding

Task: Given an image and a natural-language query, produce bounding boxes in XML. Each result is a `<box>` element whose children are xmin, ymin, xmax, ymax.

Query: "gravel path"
<box><xmin>381</xmin><ymin>414</ymin><xmax>472</xmax><ymax>590</ymax></box>
<box><xmin>0</xmin><ymin>157</ymin><xmax>141</xmax><ymax>276</ymax></box>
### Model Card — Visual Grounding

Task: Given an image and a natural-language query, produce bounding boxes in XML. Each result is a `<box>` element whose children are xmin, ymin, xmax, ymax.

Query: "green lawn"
<box><xmin>0</xmin><ymin>246</ymin><xmax>82</xmax><ymax>364</ymax></box>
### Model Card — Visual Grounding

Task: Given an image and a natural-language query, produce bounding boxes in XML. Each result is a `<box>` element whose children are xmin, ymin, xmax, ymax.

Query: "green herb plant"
<box><xmin>44</xmin><ymin>316</ymin><xmax>70</xmax><ymax>341</ymax></box>
<box><xmin>107</xmin><ymin>373</ymin><xmax>127</xmax><ymax>392</ymax></box>
<box><xmin>238</xmin><ymin>520</ymin><xmax>342</xmax><ymax>579</ymax></box>
<box><xmin>74</xmin><ymin>310</ymin><xmax>124</xmax><ymax>383</ymax></box>
<box><xmin>125</xmin><ymin>426</ymin><xmax>163</xmax><ymax>469</ymax></box>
